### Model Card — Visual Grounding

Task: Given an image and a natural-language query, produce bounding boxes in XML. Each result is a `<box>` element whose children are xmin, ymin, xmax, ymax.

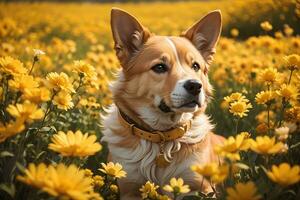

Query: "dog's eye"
<box><xmin>191</xmin><ymin>62</ymin><xmax>200</xmax><ymax>72</ymax></box>
<box><xmin>151</xmin><ymin>63</ymin><xmax>168</xmax><ymax>73</ymax></box>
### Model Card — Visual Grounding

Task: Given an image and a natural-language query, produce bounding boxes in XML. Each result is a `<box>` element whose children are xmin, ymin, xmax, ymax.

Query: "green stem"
<box><xmin>0</xmin><ymin>76</ymin><xmax>10</xmax><ymax>124</ymax></box>
<box><xmin>264</xmin><ymin>155</ymin><xmax>269</xmax><ymax>168</ymax></box>
<box><xmin>36</xmin><ymin>90</ymin><xmax>57</xmax><ymax>133</ymax></box>
<box><xmin>235</xmin><ymin>118</ymin><xmax>239</xmax><ymax>134</ymax></box>
<box><xmin>287</xmin><ymin>69</ymin><xmax>294</xmax><ymax>84</ymax></box>
<box><xmin>3</xmin><ymin>76</ymin><xmax>9</xmax><ymax>106</ymax></box>
<box><xmin>75</xmin><ymin>76</ymin><xmax>83</xmax><ymax>92</ymax></box>
<box><xmin>14</xmin><ymin>91</ymin><xmax>21</xmax><ymax>104</ymax></box>
<box><xmin>173</xmin><ymin>192</ymin><xmax>178</xmax><ymax>200</ymax></box>
<box><xmin>278</xmin><ymin>98</ymin><xmax>286</xmax><ymax>127</ymax></box>
<box><xmin>267</xmin><ymin>104</ymin><xmax>270</xmax><ymax>135</ymax></box>
<box><xmin>29</xmin><ymin>57</ymin><xmax>38</xmax><ymax>75</ymax></box>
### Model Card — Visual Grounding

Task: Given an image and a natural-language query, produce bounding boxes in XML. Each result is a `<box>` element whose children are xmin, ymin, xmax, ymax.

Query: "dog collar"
<box><xmin>118</xmin><ymin>109</ymin><xmax>192</xmax><ymax>143</ymax></box>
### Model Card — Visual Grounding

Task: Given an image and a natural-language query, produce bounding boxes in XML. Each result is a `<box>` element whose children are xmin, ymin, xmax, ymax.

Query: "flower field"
<box><xmin>0</xmin><ymin>0</ymin><xmax>300</xmax><ymax>199</ymax></box>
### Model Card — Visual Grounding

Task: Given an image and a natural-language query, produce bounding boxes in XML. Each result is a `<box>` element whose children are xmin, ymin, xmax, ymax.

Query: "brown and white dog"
<box><xmin>101</xmin><ymin>8</ymin><xmax>224</xmax><ymax>199</ymax></box>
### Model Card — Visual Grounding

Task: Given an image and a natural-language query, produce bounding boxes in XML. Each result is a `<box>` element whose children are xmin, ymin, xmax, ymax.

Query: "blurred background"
<box><xmin>1</xmin><ymin>1</ymin><xmax>300</xmax><ymax>199</ymax></box>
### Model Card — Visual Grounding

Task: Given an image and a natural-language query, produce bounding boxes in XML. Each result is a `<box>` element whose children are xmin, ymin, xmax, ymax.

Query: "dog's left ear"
<box><xmin>111</xmin><ymin>8</ymin><xmax>151</xmax><ymax>67</ymax></box>
<box><xmin>181</xmin><ymin>10</ymin><xmax>222</xmax><ymax>64</ymax></box>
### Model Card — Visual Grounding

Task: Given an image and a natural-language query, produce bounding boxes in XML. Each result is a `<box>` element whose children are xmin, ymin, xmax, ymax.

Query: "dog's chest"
<box><xmin>106</xmin><ymin>137</ymin><xmax>205</xmax><ymax>186</ymax></box>
<box><xmin>101</xmin><ymin>106</ymin><xmax>212</xmax><ymax>185</ymax></box>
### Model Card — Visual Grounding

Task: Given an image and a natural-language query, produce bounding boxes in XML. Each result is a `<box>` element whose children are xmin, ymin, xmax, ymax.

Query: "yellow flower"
<box><xmin>191</xmin><ymin>163</ymin><xmax>229</xmax><ymax>184</ymax></box>
<box><xmin>163</xmin><ymin>178</ymin><xmax>190</xmax><ymax>194</ymax></box>
<box><xmin>285</xmin><ymin>106</ymin><xmax>300</xmax><ymax>123</ymax></box>
<box><xmin>274</xmin><ymin>31</ymin><xmax>283</xmax><ymax>39</ymax></box>
<box><xmin>230</xmin><ymin>28</ymin><xmax>239</xmax><ymax>37</ymax></box>
<box><xmin>277</xmin><ymin>84</ymin><xmax>298</xmax><ymax>101</ymax></box>
<box><xmin>260</xmin><ymin>21</ymin><xmax>273</xmax><ymax>31</ymax></box>
<box><xmin>215</xmin><ymin>132</ymin><xmax>251</xmax><ymax>161</ymax></box>
<box><xmin>93</xmin><ymin>175</ymin><xmax>104</xmax><ymax>188</ymax></box>
<box><xmin>53</xmin><ymin>91</ymin><xmax>74</xmax><ymax>110</ymax></box>
<box><xmin>46</xmin><ymin>72</ymin><xmax>75</xmax><ymax>93</ymax></box>
<box><xmin>191</xmin><ymin>162</ymin><xmax>219</xmax><ymax>177</ymax></box>
<box><xmin>284</xmin><ymin>54</ymin><xmax>300</xmax><ymax>70</ymax></box>
<box><xmin>255</xmin><ymin>90</ymin><xmax>275</xmax><ymax>105</ymax></box>
<box><xmin>17</xmin><ymin>163</ymin><xmax>98</xmax><ymax>200</ymax></box>
<box><xmin>256</xmin><ymin>123</ymin><xmax>269</xmax><ymax>135</ymax></box>
<box><xmin>158</xmin><ymin>195</ymin><xmax>171</xmax><ymax>200</ymax></box>
<box><xmin>140</xmin><ymin>181</ymin><xmax>159</xmax><ymax>199</ymax></box>
<box><xmin>0</xmin><ymin>119</ymin><xmax>25</xmax><ymax>143</ymax></box>
<box><xmin>256</xmin><ymin>110</ymin><xmax>275</xmax><ymax>123</ymax></box>
<box><xmin>211</xmin><ymin>164</ymin><xmax>229</xmax><ymax>183</ymax></box>
<box><xmin>9</xmin><ymin>75</ymin><xmax>39</xmax><ymax>92</ymax></box>
<box><xmin>99</xmin><ymin>162</ymin><xmax>126</xmax><ymax>178</ymax></box>
<box><xmin>250</xmin><ymin>136</ymin><xmax>286</xmax><ymax>154</ymax></box>
<box><xmin>22</xmin><ymin>87</ymin><xmax>51</xmax><ymax>103</ymax></box>
<box><xmin>224</xmin><ymin>92</ymin><xmax>247</xmax><ymax>104</ymax></box>
<box><xmin>84</xmin><ymin>169</ymin><xmax>93</xmax><ymax>177</ymax></box>
<box><xmin>266</xmin><ymin>163</ymin><xmax>300</xmax><ymax>186</ymax></box>
<box><xmin>258</xmin><ymin>67</ymin><xmax>279</xmax><ymax>85</ymax></box>
<box><xmin>17</xmin><ymin>163</ymin><xmax>48</xmax><ymax>189</ymax></box>
<box><xmin>284</xmin><ymin>24</ymin><xmax>294</xmax><ymax>37</ymax></box>
<box><xmin>7</xmin><ymin>101</ymin><xmax>44</xmax><ymax>123</ymax></box>
<box><xmin>0</xmin><ymin>56</ymin><xmax>27</xmax><ymax>76</ymax></box>
<box><xmin>73</xmin><ymin>60</ymin><xmax>97</xmax><ymax>79</ymax></box>
<box><xmin>48</xmin><ymin>130</ymin><xmax>102</xmax><ymax>157</ymax></box>
<box><xmin>226</xmin><ymin>181</ymin><xmax>261</xmax><ymax>200</ymax></box>
<box><xmin>229</xmin><ymin>100</ymin><xmax>252</xmax><ymax>118</ymax></box>
<box><xmin>110</xmin><ymin>184</ymin><xmax>118</xmax><ymax>193</ymax></box>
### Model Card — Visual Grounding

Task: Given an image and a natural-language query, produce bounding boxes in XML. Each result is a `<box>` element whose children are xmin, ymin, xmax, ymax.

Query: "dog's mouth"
<box><xmin>178</xmin><ymin>100</ymin><xmax>200</xmax><ymax>108</ymax></box>
<box><xmin>158</xmin><ymin>99</ymin><xmax>200</xmax><ymax>113</ymax></box>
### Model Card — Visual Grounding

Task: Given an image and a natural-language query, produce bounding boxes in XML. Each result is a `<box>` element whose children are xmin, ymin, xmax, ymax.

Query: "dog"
<box><xmin>101</xmin><ymin>8</ymin><xmax>224</xmax><ymax>199</ymax></box>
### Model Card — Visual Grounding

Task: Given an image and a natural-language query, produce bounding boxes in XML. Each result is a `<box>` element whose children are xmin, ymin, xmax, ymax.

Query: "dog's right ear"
<box><xmin>181</xmin><ymin>10</ymin><xmax>222</xmax><ymax>65</ymax></box>
<box><xmin>111</xmin><ymin>8</ymin><xmax>151</xmax><ymax>66</ymax></box>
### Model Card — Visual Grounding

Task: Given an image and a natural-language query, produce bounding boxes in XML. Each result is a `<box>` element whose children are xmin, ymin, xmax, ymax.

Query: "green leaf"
<box><xmin>15</xmin><ymin>162</ymin><xmax>26</xmax><ymax>172</ymax></box>
<box><xmin>50</xmin><ymin>125</ymin><xmax>57</xmax><ymax>132</ymax></box>
<box><xmin>0</xmin><ymin>151</ymin><xmax>14</xmax><ymax>158</ymax></box>
<box><xmin>235</xmin><ymin>162</ymin><xmax>250</xmax><ymax>170</ymax></box>
<box><xmin>281</xmin><ymin>189</ymin><xmax>296</xmax><ymax>196</ymax></box>
<box><xmin>207</xmin><ymin>192</ymin><xmax>215</xmax><ymax>197</ymax></box>
<box><xmin>40</xmin><ymin>127</ymin><xmax>51</xmax><ymax>132</ymax></box>
<box><xmin>259</xmin><ymin>165</ymin><xmax>268</xmax><ymax>175</ymax></box>
<box><xmin>0</xmin><ymin>183</ymin><xmax>15</xmax><ymax>198</ymax></box>
<box><xmin>35</xmin><ymin>151</ymin><xmax>46</xmax><ymax>160</ymax></box>
<box><xmin>290</xmin><ymin>141</ymin><xmax>300</xmax><ymax>149</ymax></box>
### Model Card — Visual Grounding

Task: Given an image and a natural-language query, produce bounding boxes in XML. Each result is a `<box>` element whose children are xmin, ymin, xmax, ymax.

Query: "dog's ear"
<box><xmin>111</xmin><ymin>8</ymin><xmax>151</xmax><ymax>66</ymax></box>
<box><xmin>181</xmin><ymin>10</ymin><xmax>222</xmax><ymax>64</ymax></box>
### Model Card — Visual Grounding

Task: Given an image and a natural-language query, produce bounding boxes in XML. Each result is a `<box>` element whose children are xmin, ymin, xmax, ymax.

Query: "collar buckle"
<box><xmin>155</xmin><ymin>131</ymin><xmax>166</xmax><ymax>143</ymax></box>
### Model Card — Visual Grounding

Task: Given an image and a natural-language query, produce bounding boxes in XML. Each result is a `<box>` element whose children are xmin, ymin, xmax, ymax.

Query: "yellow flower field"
<box><xmin>0</xmin><ymin>0</ymin><xmax>300</xmax><ymax>199</ymax></box>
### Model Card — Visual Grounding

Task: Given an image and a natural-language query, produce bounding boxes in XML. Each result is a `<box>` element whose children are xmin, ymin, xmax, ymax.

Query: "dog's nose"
<box><xmin>184</xmin><ymin>79</ymin><xmax>202</xmax><ymax>96</ymax></box>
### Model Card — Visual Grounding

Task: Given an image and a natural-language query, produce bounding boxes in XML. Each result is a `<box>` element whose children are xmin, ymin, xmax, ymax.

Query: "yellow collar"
<box><xmin>118</xmin><ymin>109</ymin><xmax>192</xmax><ymax>143</ymax></box>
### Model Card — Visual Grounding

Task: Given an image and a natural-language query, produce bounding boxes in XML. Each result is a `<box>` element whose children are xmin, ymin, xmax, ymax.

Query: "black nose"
<box><xmin>183</xmin><ymin>79</ymin><xmax>202</xmax><ymax>96</ymax></box>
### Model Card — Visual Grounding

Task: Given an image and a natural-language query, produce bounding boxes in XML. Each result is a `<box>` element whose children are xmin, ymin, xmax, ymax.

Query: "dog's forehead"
<box><xmin>146</xmin><ymin>36</ymin><xmax>199</xmax><ymax>57</ymax></box>
<box><xmin>145</xmin><ymin>36</ymin><xmax>202</xmax><ymax>60</ymax></box>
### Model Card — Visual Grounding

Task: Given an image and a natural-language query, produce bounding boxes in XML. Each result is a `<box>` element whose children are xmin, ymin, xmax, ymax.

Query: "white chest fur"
<box><xmin>101</xmin><ymin>105</ymin><xmax>213</xmax><ymax>186</ymax></box>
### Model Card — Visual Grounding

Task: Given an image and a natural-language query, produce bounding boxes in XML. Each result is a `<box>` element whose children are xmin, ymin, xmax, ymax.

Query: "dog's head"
<box><xmin>110</xmin><ymin>8</ymin><xmax>221</xmax><ymax>130</ymax></box>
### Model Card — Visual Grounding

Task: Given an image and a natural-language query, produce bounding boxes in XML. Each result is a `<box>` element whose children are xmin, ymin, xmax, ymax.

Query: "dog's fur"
<box><xmin>101</xmin><ymin>8</ymin><xmax>224</xmax><ymax>199</ymax></box>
